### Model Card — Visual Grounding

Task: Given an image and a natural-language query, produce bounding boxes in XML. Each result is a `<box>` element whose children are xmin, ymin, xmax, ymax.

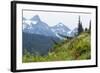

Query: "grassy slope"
<box><xmin>23</xmin><ymin>32</ymin><xmax>91</xmax><ymax>63</ymax></box>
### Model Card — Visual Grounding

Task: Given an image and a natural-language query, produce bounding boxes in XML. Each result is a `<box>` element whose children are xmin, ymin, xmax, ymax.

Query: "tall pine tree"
<box><xmin>78</xmin><ymin>16</ymin><xmax>83</xmax><ymax>35</ymax></box>
<box><xmin>89</xmin><ymin>20</ymin><xmax>91</xmax><ymax>33</ymax></box>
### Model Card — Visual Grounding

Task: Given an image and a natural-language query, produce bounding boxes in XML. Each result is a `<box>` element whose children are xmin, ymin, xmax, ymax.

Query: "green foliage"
<box><xmin>23</xmin><ymin>32</ymin><xmax>91</xmax><ymax>63</ymax></box>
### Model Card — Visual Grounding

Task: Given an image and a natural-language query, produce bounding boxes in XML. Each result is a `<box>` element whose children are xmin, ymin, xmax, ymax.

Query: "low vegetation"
<box><xmin>22</xmin><ymin>32</ymin><xmax>91</xmax><ymax>63</ymax></box>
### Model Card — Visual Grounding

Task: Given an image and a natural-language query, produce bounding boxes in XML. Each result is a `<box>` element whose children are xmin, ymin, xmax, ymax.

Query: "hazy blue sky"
<box><xmin>23</xmin><ymin>10</ymin><xmax>91</xmax><ymax>30</ymax></box>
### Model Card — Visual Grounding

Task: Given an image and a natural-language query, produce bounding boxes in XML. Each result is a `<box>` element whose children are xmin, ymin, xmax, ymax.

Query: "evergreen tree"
<box><xmin>78</xmin><ymin>16</ymin><xmax>83</xmax><ymax>35</ymax></box>
<box><xmin>89</xmin><ymin>20</ymin><xmax>91</xmax><ymax>33</ymax></box>
<box><xmin>85</xmin><ymin>28</ymin><xmax>88</xmax><ymax>32</ymax></box>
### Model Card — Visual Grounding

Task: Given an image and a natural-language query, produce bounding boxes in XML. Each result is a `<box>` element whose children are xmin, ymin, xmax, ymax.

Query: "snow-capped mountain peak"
<box><xmin>51</xmin><ymin>22</ymin><xmax>70</xmax><ymax>34</ymax></box>
<box><xmin>50</xmin><ymin>22</ymin><xmax>72</xmax><ymax>39</ymax></box>
<box><xmin>30</xmin><ymin>15</ymin><xmax>41</xmax><ymax>25</ymax></box>
<box><xmin>30</xmin><ymin>15</ymin><xmax>40</xmax><ymax>21</ymax></box>
<box><xmin>23</xmin><ymin>15</ymin><xmax>56</xmax><ymax>37</ymax></box>
<box><xmin>57</xmin><ymin>22</ymin><xmax>64</xmax><ymax>27</ymax></box>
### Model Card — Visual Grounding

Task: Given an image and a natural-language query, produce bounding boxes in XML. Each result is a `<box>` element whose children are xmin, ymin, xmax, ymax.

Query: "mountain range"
<box><xmin>23</xmin><ymin>15</ymin><xmax>77</xmax><ymax>38</ymax></box>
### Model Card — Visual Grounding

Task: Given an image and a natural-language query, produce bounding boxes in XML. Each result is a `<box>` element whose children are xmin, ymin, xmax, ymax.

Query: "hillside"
<box><xmin>23</xmin><ymin>32</ymin><xmax>91</xmax><ymax>62</ymax></box>
<box><xmin>51</xmin><ymin>32</ymin><xmax>91</xmax><ymax>60</ymax></box>
<box><xmin>23</xmin><ymin>32</ymin><xmax>59</xmax><ymax>56</ymax></box>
